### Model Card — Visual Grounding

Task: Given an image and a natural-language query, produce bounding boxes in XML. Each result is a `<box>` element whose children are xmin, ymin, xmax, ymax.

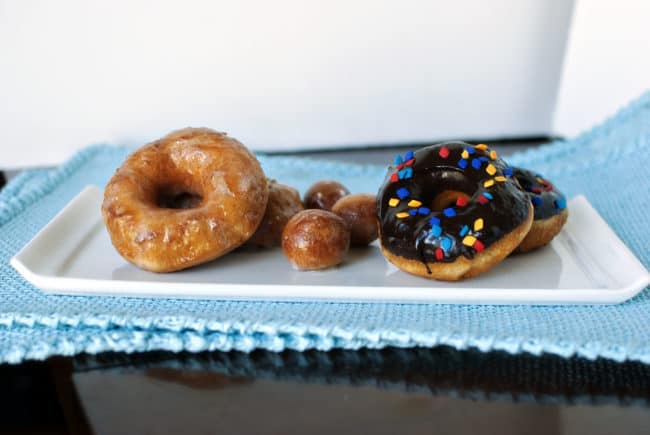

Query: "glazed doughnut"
<box><xmin>511</xmin><ymin>167</ymin><xmax>568</xmax><ymax>253</ymax></box>
<box><xmin>304</xmin><ymin>180</ymin><xmax>350</xmax><ymax>211</ymax></box>
<box><xmin>281</xmin><ymin>209</ymin><xmax>350</xmax><ymax>270</ymax></box>
<box><xmin>331</xmin><ymin>193</ymin><xmax>378</xmax><ymax>246</ymax></box>
<box><xmin>246</xmin><ymin>179</ymin><xmax>304</xmax><ymax>248</ymax></box>
<box><xmin>376</xmin><ymin>142</ymin><xmax>533</xmax><ymax>281</ymax></box>
<box><xmin>102</xmin><ymin>128</ymin><xmax>268</xmax><ymax>272</ymax></box>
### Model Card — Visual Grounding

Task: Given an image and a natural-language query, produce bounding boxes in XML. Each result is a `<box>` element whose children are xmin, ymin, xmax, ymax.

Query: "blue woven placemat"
<box><xmin>1</xmin><ymin>92</ymin><xmax>649</xmax><ymax>365</ymax></box>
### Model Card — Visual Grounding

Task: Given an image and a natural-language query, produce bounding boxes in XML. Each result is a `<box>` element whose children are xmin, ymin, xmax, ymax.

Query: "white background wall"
<box><xmin>554</xmin><ymin>0</ymin><xmax>650</xmax><ymax>136</ymax></box>
<box><xmin>3</xmin><ymin>1</ymin><xmax>649</xmax><ymax>169</ymax></box>
<box><xmin>0</xmin><ymin>0</ymin><xmax>573</xmax><ymax>168</ymax></box>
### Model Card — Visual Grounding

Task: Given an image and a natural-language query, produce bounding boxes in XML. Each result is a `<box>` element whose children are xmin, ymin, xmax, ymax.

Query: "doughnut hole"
<box><xmin>246</xmin><ymin>180</ymin><xmax>304</xmax><ymax>248</ymax></box>
<box><xmin>281</xmin><ymin>209</ymin><xmax>350</xmax><ymax>270</ymax></box>
<box><xmin>155</xmin><ymin>185</ymin><xmax>204</xmax><ymax>209</ymax></box>
<box><xmin>431</xmin><ymin>190</ymin><xmax>471</xmax><ymax>211</ymax></box>
<box><xmin>331</xmin><ymin>193</ymin><xmax>378</xmax><ymax>246</ymax></box>
<box><xmin>304</xmin><ymin>180</ymin><xmax>350</xmax><ymax>211</ymax></box>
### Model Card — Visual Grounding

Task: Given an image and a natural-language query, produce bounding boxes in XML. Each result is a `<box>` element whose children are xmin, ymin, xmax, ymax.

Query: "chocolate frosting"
<box><xmin>376</xmin><ymin>142</ymin><xmax>531</xmax><ymax>266</ymax></box>
<box><xmin>511</xmin><ymin>167</ymin><xmax>567</xmax><ymax>220</ymax></box>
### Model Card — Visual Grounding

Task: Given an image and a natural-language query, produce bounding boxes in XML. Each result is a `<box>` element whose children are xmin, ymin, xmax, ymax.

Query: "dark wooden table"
<box><xmin>2</xmin><ymin>139</ymin><xmax>649</xmax><ymax>434</ymax></box>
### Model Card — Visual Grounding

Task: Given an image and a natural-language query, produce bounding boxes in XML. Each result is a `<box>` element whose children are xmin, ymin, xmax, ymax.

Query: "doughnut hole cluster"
<box><xmin>281</xmin><ymin>181</ymin><xmax>379</xmax><ymax>270</ymax></box>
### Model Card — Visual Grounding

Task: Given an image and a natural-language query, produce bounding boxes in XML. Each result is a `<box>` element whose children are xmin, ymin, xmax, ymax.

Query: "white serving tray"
<box><xmin>11</xmin><ymin>186</ymin><xmax>650</xmax><ymax>305</ymax></box>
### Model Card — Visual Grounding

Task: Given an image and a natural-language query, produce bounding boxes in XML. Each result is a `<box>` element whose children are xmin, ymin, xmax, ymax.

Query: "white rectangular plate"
<box><xmin>11</xmin><ymin>186</ymin><xmax>650</xmax><ymax>305</ymax></box>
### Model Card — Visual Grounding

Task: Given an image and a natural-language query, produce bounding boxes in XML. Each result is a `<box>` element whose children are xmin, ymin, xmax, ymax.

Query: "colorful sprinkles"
<box><xmin>390</xmin><ymin>151</ymin><xmax>416</xmax><ymax>183</ymax></box>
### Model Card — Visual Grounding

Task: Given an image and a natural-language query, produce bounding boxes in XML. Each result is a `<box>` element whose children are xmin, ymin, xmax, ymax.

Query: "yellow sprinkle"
<box><xmin>475</xmin><ymin>144</ymin><xmax>488</xmax><ymax>150</ymax></box>
<box><xmin>396</xmin><ymin>212</ymin><xmax>409</xmax><ymax>219</ymax></box>
<box><xmin>486</xmin><ymin>164</ymin><xmax>497</xmax><ymax>175</ymax></box>
<box><xmin>483</xmin><ymin>179</ymin><xmax>495</xmax><ymax>188</ymax></box>
<box><xmin>490</xmin><ymin>150</ymin><xmax>497</xmax><ymax>159</ymax></box>
<box><xmin>474</xmin><ymin>218</ymin><xmax>484</xmax><ymax>231</ymax></box>
<box><xmin>495</xmin><ymin>176</ymin><xmax>506</xmax><ymax>182</ymax></box>
<box><xmin>463</xmin><ymin>236</ymin><xmax>477</xmax><ymax>246</ymax></box>
<box><xmin>389</xmin><ymin>198</ymin><xmax>399</xmax><ymax>207</ymax></box>
<box><xmin>407</xmin><ymin>199</ymin><xmax>422</xmax><ymax>208</ymax></box>
<box><xmin>461</xmin><ymin>150</ymin><xmax>469</xmax><ymax>159</ymax></box>
<box><xmin>536</xmin><ymin>177</ymin><xmax>545</xmax><ymax>183</ymax></box>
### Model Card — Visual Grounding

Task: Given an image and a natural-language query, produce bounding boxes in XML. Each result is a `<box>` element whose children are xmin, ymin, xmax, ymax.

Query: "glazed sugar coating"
<box><xmin>281</xmin><ymin>209</ymin><xmax>350</xmax><ymax>270</ymax></box>
<box><xmin>304</xmin><ymin>180</ymin><xmax>350</xmax><ymax>211</ymax></box>
<box><xmin>102</xmin><ymin>128</ymin><xmax>268</xmax><ymax>272</ymax></box>
<box><xmin>331</xmin><ymin>193</ymin><xmax>378</xmax><ymax>246</ymax></box>
<box><xmin>376</xmin><ymin>142</ymin><xmax>532</xmax><ymax>280</ymax></box>
<box><xmin>246</xmin><ymin>179</ymin><xmax>304</xmax><ymax>248</ymax></box>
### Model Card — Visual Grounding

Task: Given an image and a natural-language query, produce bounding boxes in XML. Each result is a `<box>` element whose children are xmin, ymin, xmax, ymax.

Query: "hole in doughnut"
<box><xmin>156</xmin><ymin>187</ymin><xmax>203</xmax><ymax>209</ymax></box>
<box><xmin>431</xmin><ymin>190</ymin><xmax>471</xmax><ymax>211</ymax></box>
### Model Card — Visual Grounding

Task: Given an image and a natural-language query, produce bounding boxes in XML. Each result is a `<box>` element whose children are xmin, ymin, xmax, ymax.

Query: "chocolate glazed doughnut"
<box><xmin>376</xmin><ymin>142</ymin><xmax>533</xmax><ymax>281</ymax></box>
<box><xmin>511</xmin><ymin>167</ymin><xmax>568</xmax><ymax>253</ymax></box>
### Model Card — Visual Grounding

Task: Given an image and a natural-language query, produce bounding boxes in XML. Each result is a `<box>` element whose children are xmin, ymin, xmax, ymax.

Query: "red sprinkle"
<box><xmin>439</xmin><ymin>147</ymin><xmax>450</xmax><ymax>158</ymax></box>
<box><xmin>544</xmin><ymin>183</ymin><xmax>554</xmax><ymax>191</ymax></box>
<box><xmin>390</xmin><ymin>173</ymin><xmax>399</xmax><ymax>183</ymax></box>
<box><xmin>435</xmin><ymin>248</ymin><xmax>444</xmax><ymax>260</ymax></box>
<box><xmin>456</xmin><ymin>196</ymin><xmax>468</xmax><ymax>207</ymax></box>
<box><xmin>531</xmin><ymin>187</ymin><xmax>543</xmax><ymax>194</ymax></box>
<box><xmin>474</xmin><ymin>240</ymin><xmax>484</xmax><ymax>253</ymax></box>
<box><xmin>396</xmin><ymin>163</ymin><xmax>404</xmax><ymax>170</ymax></box>
<box><xmin>404</xmin><ymin>159</ymin><xmax>415</xmax><ymax>167</ymax></box>
<box><xmin>478</xmin><ymin>196</ymin><xmax>489</xmax><ymax>205</ymax></box>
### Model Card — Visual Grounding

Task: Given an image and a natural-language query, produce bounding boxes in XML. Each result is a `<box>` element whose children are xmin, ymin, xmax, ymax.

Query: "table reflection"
<box><xmin>69</xmin><ymin>348</ymin><xmax>650</xmax><ymax>434</ymax></box>
<box><xmin>72</xmin><ymin>346</ymin><xmax>650</xmax><ymax>406</ymax></box>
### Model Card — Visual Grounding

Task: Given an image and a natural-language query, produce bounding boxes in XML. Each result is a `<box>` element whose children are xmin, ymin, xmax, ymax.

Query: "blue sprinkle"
<box><xmin>398</xmin><ymin>167</ymin><xmax>413</xmax><ymax>179</ymax></box>
<box><xmin>471</xmin><ymin>158</ymin><xmax>482</xmax><ymax>169</ymax></box>
<box><xmin>458</xmin><ymin>159</ymin><xmax>468</xmax><ymax>169</ymax></box>
<box><xmin>441</xmin><ymin>237</ymin><xmax>452</xmax><ymax>252</ymax></box>
<box><xmin>431</xmin><ymin>225</ymin><xmax>442</xmax><ymax>237</ymax></box>
<box><xmin>479</xmin><ymin>157</ymin><xmax>489</xmax><ymax>162</ymax></box>
<box><xmin>418</xmin><ymin>207</ymin><xmax>431</xmax><ymax>215</ymax></box>
<box><xmin>394</xmin><ymin>154</ymin><xmax>403</xmax><ymax>165</ymax></box>
<box><xmin>504</xmin><ymin>167</ymin><xmax>513</xmax><ymax>176</ymax></box>
<box><xmin>483</xmin><ymin>192</ymin><xmax>493</xmax><ymax>200</ymax></box>
<box><xmin>467</xmin><ymin>147</ymin><xmax>475</xmax><ymax>155</ymax></box>
<box><xmin>532</xmin><ymin>196</ymin><xmax>543</xmax><ymax>207</ymax></box>
<box><xmin>396</xmin><ymin>187</ymin><xmax>410</xmax><ymax>199</ymax></box>
<box><xmin>404</xmin><ymin>150</ymin><xmax>414</xmax><ymax>161</ymax></box>
<box><xmin>555</xmin><ymin>198</ymin><xmax>567</xmax><ymax>210</ymax></box>
<box><xmin>460</xmin><ymin>225</ymin><xmax>469</xmax><ymax>237</ymax></box>
<box><xmin>429</xmin><ymin>216</ymin><xmax>440</xmax><ymax>226</ymax></box>
<box><xmin>443</xmin><ymin>207</ymin><xmax>456</xmax><ymax>217</ymax></box>
<box><xmin>409</xmin><ymin>209</ymin><xmax>418</xmax><ymax>216</ymax></box>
